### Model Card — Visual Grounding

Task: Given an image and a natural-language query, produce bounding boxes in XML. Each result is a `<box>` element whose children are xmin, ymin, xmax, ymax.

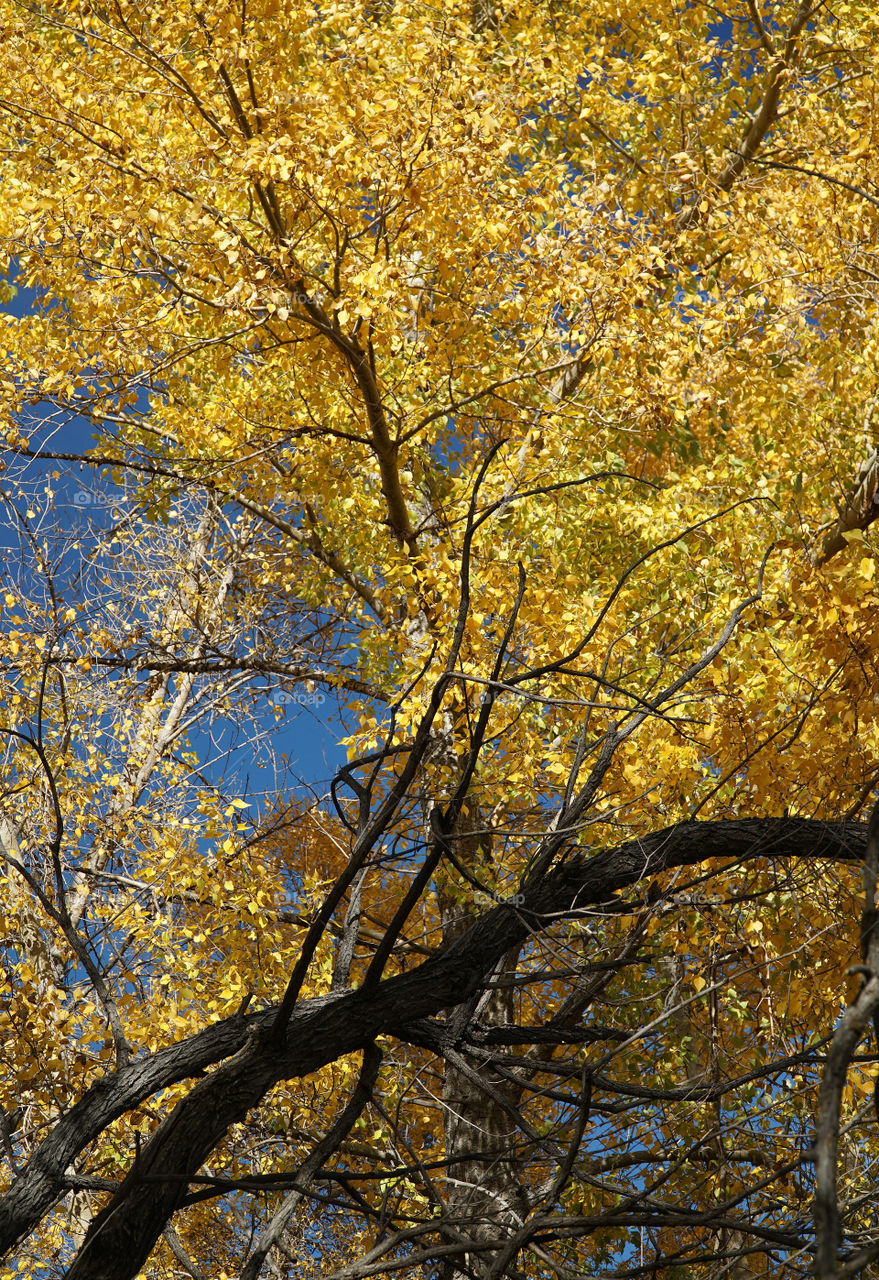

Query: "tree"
<box><xmin>0</xmin><ymin>0</ymin><xmax>879</xmax><ymax>1276</ymax></box>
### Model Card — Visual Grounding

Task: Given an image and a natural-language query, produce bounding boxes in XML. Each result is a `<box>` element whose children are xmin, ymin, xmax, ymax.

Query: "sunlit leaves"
<box><xmin>0</xmin><ymin>0</ymin><xmax>877</xmax><ymax>1274</ymax></box>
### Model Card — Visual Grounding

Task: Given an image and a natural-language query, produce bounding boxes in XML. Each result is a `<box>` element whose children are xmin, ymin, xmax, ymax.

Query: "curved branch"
<box><xmin>0</xmin><ymin>816</ymin><xmax>859</xmax><ymax>1275</ymax></box>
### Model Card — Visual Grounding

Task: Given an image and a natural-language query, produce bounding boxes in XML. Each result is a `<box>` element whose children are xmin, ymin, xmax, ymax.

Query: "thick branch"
<box><xmin>676</xmin><ymin>0</ymin><xmax>815</xmax><ymax>230</ymax></box>
<box><xmin>810</xmin><ymin>446</ymin><xmax>879</xmax><ymax>568</ymax></box>
<box><xmin>0</xmin><ymin>818</ymin><xmax>863</xmax><ymax>1274</ymax></box>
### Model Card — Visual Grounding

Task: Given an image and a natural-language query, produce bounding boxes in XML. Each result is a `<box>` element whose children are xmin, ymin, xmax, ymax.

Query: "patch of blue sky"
<box><xmin>0</xmin><ymin>263</ymin><xmax>350</xmax><ymax>808</ymax></box>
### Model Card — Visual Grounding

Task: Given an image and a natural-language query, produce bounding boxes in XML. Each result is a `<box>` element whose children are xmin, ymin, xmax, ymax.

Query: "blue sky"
<box><xmin>0</xmin><ymin>266</ymin><xmax>348</xmax><ymax>799</ymax></box>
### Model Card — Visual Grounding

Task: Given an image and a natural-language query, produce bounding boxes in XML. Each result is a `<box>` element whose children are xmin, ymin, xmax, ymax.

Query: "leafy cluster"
<box><xmin>0</xmin><ymin>1</ymin><xmax>878</xmax><ymax>1277</ymax></box>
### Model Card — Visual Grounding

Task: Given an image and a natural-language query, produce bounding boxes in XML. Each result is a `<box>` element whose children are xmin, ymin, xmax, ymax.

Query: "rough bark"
<box><xmin>436</xmin><ymin>802</ymin><xmax>530</xmax><ymax>1277</ymax></box>
<box><xmin>810</xmin><ymin>446</ymin><xmax>879</xmax><ymax>568</ymax></box>
<box><xmin>0</xmin><ymin>816</ymin><xmax>864</xmax><ymax>1277</ymax></box>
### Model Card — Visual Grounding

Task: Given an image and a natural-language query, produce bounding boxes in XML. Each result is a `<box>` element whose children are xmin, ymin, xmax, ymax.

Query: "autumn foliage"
<box><xmin>0</xmin><ymin>0</ymin><xmax>878</xmax><ymax>1276</ymax></box>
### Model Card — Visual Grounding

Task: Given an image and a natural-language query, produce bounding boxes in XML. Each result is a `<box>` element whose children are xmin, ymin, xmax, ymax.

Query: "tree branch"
<box><xmin>0</xmin><ymin>817</ymin><xmax>856</xmax><ymax>1276</ymax></box>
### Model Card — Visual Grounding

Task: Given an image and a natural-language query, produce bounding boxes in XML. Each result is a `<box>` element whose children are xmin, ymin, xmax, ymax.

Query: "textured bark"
<box><xmin>0</xmin><ymin>816</ymin><xmax>863</xmax><ymax>1277</ymax></box>
<box><xmin>436</xmin><ymin>803</ymin><xmax>529</xmax><ymax>1277</ymax></box>
<box><xmin>810</xmin><ymin>446</ymin><xmax>879</xmax><ymax>568</ymax></box>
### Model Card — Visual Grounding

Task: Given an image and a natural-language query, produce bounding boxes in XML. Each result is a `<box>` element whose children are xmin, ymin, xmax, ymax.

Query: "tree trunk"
<box><xmin>436</xmin><ymin>802</ymin><xmax>529</xmax><ymax>1277</ymax></box>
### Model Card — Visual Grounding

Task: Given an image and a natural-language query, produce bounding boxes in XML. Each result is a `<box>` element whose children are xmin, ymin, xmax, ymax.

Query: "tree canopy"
<box><xmin>0</xmin><ymin>1</ymin><xmax>879</xmax><ymax>1277</ymax></box>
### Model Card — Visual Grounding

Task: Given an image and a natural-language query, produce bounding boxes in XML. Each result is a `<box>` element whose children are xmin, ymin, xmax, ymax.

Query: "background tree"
<box><xmin>0</xmin><ymin>1</ymin><xmax>879</xmax><ymax>1277</ymax></box>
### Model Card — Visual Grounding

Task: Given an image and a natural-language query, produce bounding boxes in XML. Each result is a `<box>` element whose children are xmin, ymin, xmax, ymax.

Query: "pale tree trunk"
<box><xmin>0</xmin><ymin>816</ymin><xmax>62</xmax><ymax>991</ymax></box>
<box><xmin>66</xmin><ymin>498</ymin><xmax>237</xmax><ymax>927</ymax></box>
